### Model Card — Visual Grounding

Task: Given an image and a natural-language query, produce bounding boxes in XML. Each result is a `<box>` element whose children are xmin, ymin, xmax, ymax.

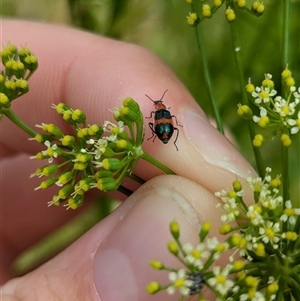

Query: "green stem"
<box><xmin>282</xmin><ymin>0</ymin><xmax>290</xmax><ymax>69</ymax></box>
<box><xmin>281</xmin><ymin>144</ymin><xmax>290</xmax><ymax>203</ymax></box>
<box><xmin>4</xmin><ymin>108</ymin><xmax>37</xmax><ymax>137</ymax></box>
<box><xmin>228</xmin><ymin>20</ymin><xmax>264</xmax><ymax>178</ymax></box>
<box><xmin>191</xmin><ymin>12</ymin><xmax>224</xmax><ymax>134</ymax></box>
<box><xmin>141</xmin><ymin>151</ymin><xmax>175</xmax><ymax>175</ymax></box>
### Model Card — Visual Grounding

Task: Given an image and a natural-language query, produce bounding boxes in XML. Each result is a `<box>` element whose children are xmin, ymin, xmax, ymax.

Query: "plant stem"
<box><xmin>141</xmin><ymin>151</ymin><xmax>175</xmax><ymax>175</ymax></box>
<box><xmin>282</xmin><ymin>0</ymin><xmax>290</xmax><ymax>69</ymax></box>
<box><xmin>228</xmin><ymin>20</ymin><xmax>264</xmax><ymax>178</ymax></box>
<box><xmin>281</xmin><ymin>144</ymin><xmax>290</xmax><ymax>204</ymax></box>
<box><xmin>4</xmin><ymin>108</ymin><xmax>37</xmax><ymax>137</ymax></box>
<box><xmin>191</xmin><ymin>14</ymin><xmax>224</xmax><ymax>134</ymax></box>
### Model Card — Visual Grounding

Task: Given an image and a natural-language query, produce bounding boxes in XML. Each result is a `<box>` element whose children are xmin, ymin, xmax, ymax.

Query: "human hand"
<box><xmin>1</xmin><ymin>20</ymin><xmax>256</xmax><ymax>300</ymax></box>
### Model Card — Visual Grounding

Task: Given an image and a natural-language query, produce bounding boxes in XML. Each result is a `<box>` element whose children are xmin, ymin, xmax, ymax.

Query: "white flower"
<box><xmin>167</xmin><ymin>269</ymin><xmax>192</xmax><ymax>296</ymax></box>
<box><xmin>183</xmin><ymin>243</ymin><xmax>209</xmax><ymax>269</ymax></box>
<box><xmin>273</xmin><ymin>96</ymin><xmax>297</xmax><ymax>117</ymax></box>
<box><xmin>259</xmin><ymin>221</ymin><xmax>281</xmax><ymax>247</ymax></box>
<box><xmin>207</xmin><ymin>265</ymin><xmax>234</xmax><ymax>295</ymax></box>
<box><xmin>253</xmin><ymin>107</ymin><xmax>268</xmax><ymax>123</ymax></box>
<box><xmin>252</xmin><ymin>86</ymin><xmax>277</xmax><ymax>104</ymax></box>
<box><xmin>280</xmin><ymin>200</ymin><xmax>300</xmax><ymax>224</ymax></box>
<box><xmin>288</xmin><ymin>111</ymin><xmax>300</xmax><ymax>134</ymax></box>
<box><xmin>42</xmin><ymin>140</ymin><xmax>58</xmax><ymax>163</ymax></box>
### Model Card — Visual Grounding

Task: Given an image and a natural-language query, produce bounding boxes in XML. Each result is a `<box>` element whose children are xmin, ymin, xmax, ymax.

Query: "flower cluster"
<box><xmin>185</xmin><ymin>0</ymin><xmax>264</xmax><ymax>26</ymax></box>
<box><xmin>31</xmin><ymin>98</ymin><xmax>145</xmax><ymax>209</ymax></box>
<box><xmin>238</xmin><ymin>68</ymin><xmax>300</xmax><ymax>147</ymax></box>
<box><xmin>147</xmin><ymin>168</ymin><xmax>300</xmax><ymax>300</ymax></box>
<box><xmin>0</xmin><ymin>43</ymin><xmax>38</xmax><ymax>113</ymax></box>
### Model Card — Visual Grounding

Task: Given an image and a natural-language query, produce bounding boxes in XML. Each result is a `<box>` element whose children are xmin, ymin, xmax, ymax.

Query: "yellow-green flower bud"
<box><xmin>281</xmin><ymin>68</ymin><xmax>291</xmax><ymax>79</ymax></box>
<box><xmin>167</xmin><ymin>241</ymin><xmax>178</xmax><ymax>255</ymax></box>
<box><xmin>36</xmin><ymin>177</ymin><xmax>57</xmax><ymax>190</ymax></box>
<box><xmin>74</xmin><ymin>178</ymin><xmax>95</xmax><ymax>194</ymax></box>
<box><xmin>219</xmin><ymin>223</ymin><xmax>231</xmax><ymax>234</ymax></box>
<box><xmin>232</xmin><ymin>260</ymin><xmax>245</xmax><ymax>271</ymax></box>
<box><xmin>199</xmin><ymin>221</ymin><xmax>211</xmax><ymax>241</ymax></box>
<box><xmin>1</xmin><ymin>43</ymin><xmax>17</xmax><ymax>65</ymax></box>
<box><xmin>18</xmin><ymin>46</ymin><xmax>32</xmax><ymax>57</ymax></box>
<box><xmin>15</xmin><ymin>79</ymin><xmax>29</xmax><ymax>93</ymax></box>
<box><xmin>169</xmin><ymin>220</ymin><xmax>180</xmax><ymax>239</ymax></box>
<box><xmin>94</xmin><ymin>170</ymin><xmax>114</xmax><ymax>180</ymax></box>
<box><xmin>0</xmin><ymin>93</ymin><xmax>9</xmax><ymax>105</ymax></box>
<box><xmin>284</xmin><ymin>231</ymin><xmax>298</xmax><ymax>241</ymax></box>
<box><xmin>267</xmin><ymin>282</ymin><xmax>279</xmax><ymax>294</ymax></box>
<box><xmin>102</xmin><ymin>158</ymin><xmax>123</xmax><ymax>171</ymax></box>
<box><xmin>262</xmin><ymin>78</ymin><xmax>274</xmax><ymax>89</ymax></box>
<box><xmin>5</xmin><ymin>59</ymin><xmax>25</xmax><ymax>78</ymax></box>
<box><xmin>120</xmin><ymin>106</ymin><xmax>138</xmax><ymax>122</ymax></box>
<box><xmin>233</xmin><ymin>180</ymin><xmax>242</xmax><ymax>191</ymax></box>
<box><xmin>254</xmin><ymin>242</ymin><xmax>265</xmax><ymax>256</ymax></box>
<box><xmin>270</xmin><ymin>177</ymin><xmax>281</xmax><ymax>187</ymax></box>
<box><xmin>63</xmin><ymin>109</ymin><xmax>75</xmax><ymax>124</ymax></box>
<box><xmin>75</xmin><ymin>153</ymin><xmax>92</xmax><ymax>163</ymax></box>
<box><xmin>23</xmin><ymin>55</ymin><xmax>38</xmax><ymax>72</ymax></box>
<box><xmin>237</xmin><ymin>0</ymin><xmax>246</xmax><ymax>8</ymax></box>
<box><xmin>215</xmin><ymin>242</ymin><xmax>227</xmax><ymax>253</ymax></box>
<box><xmin>77</xmin><ymin>128</ymin><xmax>89</xmax><ymax>138</ymax></box>
<box><xmin>281</xmin><ymin>133</ymin><xmax>292</xmax><ymax>147</ymax></box>
<box><xmin>116</xmin><ymin>139</ymin><xmax>132</xmax><ymax>150</ymax></box>
<box><xmin>97</xmin><ymin>177</ymin><xmax>118</xmax><ymax>191</ymax></box>
<box><xmin>186</xmin><ymin>12</ymin><xmax>199</xmax><ymax>27</ymax></box>
<box><xmin>55</xmin><ymin>103</ymin><xmax>70</xmax><ymax>115</ymax></box>
<box><xmin>61</xmin><ymin>135</ymin><xmax>75</xmax><ymax>146</ymax></box>
<box><xmin>285</xmin><ymin>77</ymin><xmax>295</xmax><ymax>87</ymax></box>
<box><xmin>225</xmin><ymin>8</ymin><xmax>235</xmax><ymax>21</ymax></box>
<box><xmin>50</xmin><ymin>195</ymin><xmax>64</xmax><ymax>206</ymax></box>
<box><xmin>202</xmin><ymin>4</ymin><xmax>212</xmax><ymax>17</ymax></box>
<box><xmin>253</xmin><ymin>134</ymin><xmax>264</xmax><ymax>147</ymax></box>
<box><xmin>257</xmin><ymin>114</ymin><xmax>270</xmax><ymax>127</ymax></box>
<box><xmin>58</xmin><ymin>171</ymin><xmax>73</xmax><ymax>185</ymax></box>
<box><xmin>213</xmin><ymin>0</ymin><xmax>223</xmax><ymax>7</ymax></box>
<box><xmin>88</xmin><ymin>124</ymin><xmax>103</xmax><ymax>136</ymax></box>
<box><xmin>42</xmin><ymin>164</ymin><xmax>59</xmax><ymax>176</ymax></box>
<box><xmin>72</xmin><ymin>109</ymin><xmax>86</xmax><ymax>123</ymax></box>
<box><xmin>73</xmin><ymin>162</ymin><xmax>88</xmax><ymax>170</ymax></box>
<box><xmin>246</xmin><ymin>82</ymin><xmax>255</xmax><ymax>93</ymax></box>
<box><xmin>123</xmin><ymin>97</ymin><xmax>141</xmax><ymax>113</ymax></box>
<box><xmin>237</xmin><ymin>105</ymin><xmax>253</xmax><ymax>120</ymax></box>
<box><xmin>146</xmin><ymin>281</ymin><xmax>161</xmax><ymax>294</ymax></box>
<box><xmin>252</xmin><ymin>1</ymin><xmax>264</xmax><ymax>15</ymax></box>
<box><xmin>35</xmin><ymin>152</ymin><xmax>49</xmax><ymax>160</ymax></box>
<box><xmin>58</xmin><ymin>184</ymin><xmax>73</xmax><ymax>199</ymax></box>
<box><xmin>67</xmin><ymin>195</ymin><xmax>83</xmax><ymax>209</ymax></box>
<box><xmin>245</xmin><ymin>276</ymin><xmax>259</xmax><ymax>288</ymax></box>
<box><xmin>46</xmin><ymin>124</ymin><xmax>63</xmax><ymax>137</ymax></box>
<box><xmin>186</xmin><ymin>0</ymin><xmax>193</xmax><ymax>3</ymax></box>
<box><xmin>149</xmin><ymin>260</ymin><xmax>164</xmax><ymax>270</ymax></box>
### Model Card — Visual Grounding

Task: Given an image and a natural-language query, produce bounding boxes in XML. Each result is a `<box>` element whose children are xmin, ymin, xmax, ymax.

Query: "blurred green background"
<box><xmin>2</xmin><ymin>0</ymin><xmax>299</xmax><ymax>276</ymax></box>
<box><xmin>2</xmin><ymin>0</ymin><xmax>299</xmax><ymax>199</ymax></box>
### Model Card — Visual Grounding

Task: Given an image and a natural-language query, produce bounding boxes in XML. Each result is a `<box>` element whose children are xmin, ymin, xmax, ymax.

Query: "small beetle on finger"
<box><xmin>145</xmin><ymin>90</ymin><xmax>182</xmax><ymax>151</ymax></box>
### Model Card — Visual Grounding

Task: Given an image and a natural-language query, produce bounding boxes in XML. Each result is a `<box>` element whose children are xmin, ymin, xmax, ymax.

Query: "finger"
<box><xmin>1</xmin><ymin>175</ymin><xmax>229</xmax><ymax>300</ymax></box>
<box><xmin>1</xmin><ymin>20</ymin><xmax>256</xmax><ymax>194</ymax></box>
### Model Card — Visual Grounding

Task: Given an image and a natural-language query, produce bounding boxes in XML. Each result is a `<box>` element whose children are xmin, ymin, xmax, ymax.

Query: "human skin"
<box><xmin>0</xmin><ymin>20</ymin><xmax>256</xmax><ymax>301</ymax></box>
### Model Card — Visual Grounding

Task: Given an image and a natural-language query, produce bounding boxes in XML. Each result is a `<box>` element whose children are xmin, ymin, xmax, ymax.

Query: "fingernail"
<box><xmin>93</xmin><ymin>187</ymin><xmax>200</xmax><ymax>301</ymax></box>
<box><xmin>181</xmin><ymin>109</ymin><xmax>254</xmax><ymax>179</ymax></box>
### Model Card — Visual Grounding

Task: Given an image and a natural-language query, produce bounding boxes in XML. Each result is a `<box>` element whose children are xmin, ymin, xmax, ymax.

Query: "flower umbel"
<box><xmin>147</xmin><ymin>169</ymin><xmax>300</xmax><ymax>300</ymax></box>
<box><xmin>32</xmin><ymin>98</ymin><xmax>145</xmax><ymax>209</ymax></box>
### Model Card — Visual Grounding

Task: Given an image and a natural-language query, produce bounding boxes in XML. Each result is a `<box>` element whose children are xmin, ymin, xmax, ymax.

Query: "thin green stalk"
<box><xmin>281</xmin><ymin>144</ymin><xmax>290</xmax><ymax>203</ymax></box>
<box><xmin>4</xmin><ymin>108</ymin><xmax>37</xmax><ymax>137</ymax></box>
<box><xmin>141</xmin><ymin>151</ymin><xmax>175</xmax><ymax>175</ymax></box>
<box><xmin>191</xmin><ymin>17</ymin><xmax>224</xmax><ymax>134</ymax></box>
<box><xmin>228</xmin><ymin>20</ymin><xmax>264</xmax><ymax>178</ymax></box>
<box><xmin>282</xmin><ymin>0</ymin><xmax>290</xmax><ymax>69</ymax></box>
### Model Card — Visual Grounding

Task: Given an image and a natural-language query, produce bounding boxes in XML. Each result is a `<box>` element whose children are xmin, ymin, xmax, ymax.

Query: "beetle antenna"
<box><xmin>145</xmin><ymin>89</ymin><xmax>168</xmax><ymax>103</ymax></box>
<box><xmin>145</xmin><ymin>93</ymin><xmax>155</xmax><ymax>103</ymax></box>
<box><xmin>159</xmin><ymin>89</ymin><xmax>168</xmax><ymax>101</ymax></box>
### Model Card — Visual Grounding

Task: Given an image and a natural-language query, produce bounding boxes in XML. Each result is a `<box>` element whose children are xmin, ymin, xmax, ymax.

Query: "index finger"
<box><xmin>1</xmin><ymin>20</ymin><xmax>256</xmax><ymax>194</ymax></box>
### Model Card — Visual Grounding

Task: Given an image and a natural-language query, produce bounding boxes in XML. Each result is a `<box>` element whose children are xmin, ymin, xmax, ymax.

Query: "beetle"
<box><xmin>145</xmin><ymin>89</ymin><xmax>182</xmax><ymax>151</ymax></box>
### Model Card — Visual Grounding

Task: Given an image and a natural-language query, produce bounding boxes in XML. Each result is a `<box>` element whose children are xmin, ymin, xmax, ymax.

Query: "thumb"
<box><xmin>1</xmin><ymin>175</ymin><xmax>225</xmax><ymax>301</ymax></box>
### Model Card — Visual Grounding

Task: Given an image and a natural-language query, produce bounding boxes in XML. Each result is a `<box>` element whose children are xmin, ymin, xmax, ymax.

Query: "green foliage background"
<box><xmin>2</xmin><ymin>0</ymin><xmax>300</xmax><ymax>201</ymax></box>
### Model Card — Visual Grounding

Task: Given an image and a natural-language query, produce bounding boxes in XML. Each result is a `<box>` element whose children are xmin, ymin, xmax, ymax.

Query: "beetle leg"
<box><xmin>145</xmin><ymin>111</ymin><xmax>156</xmax><ymax>119</ymax></box>
<box><xmin>148</xmin><ymin>122</ymin><xmax>157</xmax><ymax>141</ymax></box>
<box><xmin>171</xmin><ymin>115</ymin><xmax>183</xmax><ymax>127</ymax></box>
<box><xmin>173</xmin><ymin>127</ymin><xmax>179</xmax><ymax>151</ymax></box>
